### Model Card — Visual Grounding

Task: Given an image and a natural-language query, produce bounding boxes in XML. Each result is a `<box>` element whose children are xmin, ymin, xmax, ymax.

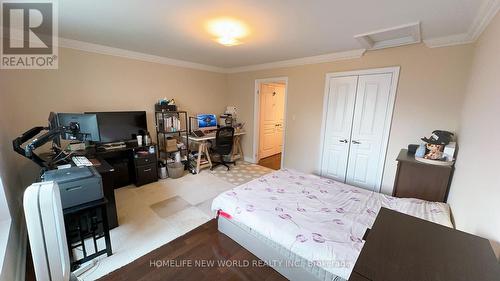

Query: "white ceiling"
<box><xmin>59</xmin><ymin>0</ymin><xmax>490</xmax><ymax>68</ymax></box>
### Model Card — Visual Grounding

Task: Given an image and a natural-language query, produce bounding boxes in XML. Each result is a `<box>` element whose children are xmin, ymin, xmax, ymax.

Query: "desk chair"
<box><xmin>210</xmin><ymin>126</ymin><xmax>235</xmax><ymax>170</ymax></box>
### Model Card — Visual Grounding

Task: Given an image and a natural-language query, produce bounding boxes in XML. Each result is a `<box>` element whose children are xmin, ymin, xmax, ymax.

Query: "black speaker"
<box><xmin>407</xmin><ymin>144</ymin><xmax>419</xmax><ymax>154</ymax></box>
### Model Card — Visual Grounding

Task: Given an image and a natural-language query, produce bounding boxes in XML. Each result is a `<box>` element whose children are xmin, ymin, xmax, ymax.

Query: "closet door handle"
<box><xmin>351</xmin><ymin>140</ymin><xmax>361</xmax><ymax>144</ymax></box>
<box><xmin>339</xmin><ymin>139</ymin><xmax>348</xmax><ymax>143</ymax></box>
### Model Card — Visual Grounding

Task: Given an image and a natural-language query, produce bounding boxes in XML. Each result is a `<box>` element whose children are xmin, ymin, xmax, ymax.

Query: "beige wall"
<box><xmin>0</xmin><ymin>47</ymin><xmax>229</xmax><ymax>280</ymax></box>
<box><xmin>0</xmin><ymin>84</ymin><xmax>25</xmax><ymax>281</ymax></box>
<box><xmin>0</xmin><ymin>47</ymin><xmax>229</xmax><ymax>186</ymax></box>
<box><xmin>226</xmin><ymin>43</ymin><xmax>473</xmax><ymax>194</ymax></box>
<box><xmin>447</xmin><ymin>13</ymin><xmax>500</xmax><ymax>259</ymax></box>
<box><xmin>0</xmin><ymin>22</ymin><xmax>497</xmax><ymax>265</ymax></box>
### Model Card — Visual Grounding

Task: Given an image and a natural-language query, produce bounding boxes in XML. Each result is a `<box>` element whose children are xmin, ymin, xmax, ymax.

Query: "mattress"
<box><xmin>211</xmin><ymin>169</ymin><xmax>453</xmax><ymax>280</ymax></box>
<box><xmin>220</xmin><ymin>216</ymin><xmax>347</xmax><ymax>281</ymax></box>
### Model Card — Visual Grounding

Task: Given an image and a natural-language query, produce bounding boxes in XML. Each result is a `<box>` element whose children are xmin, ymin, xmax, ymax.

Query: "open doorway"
<box><xmin>254</xmin><ymin>78</ymin><xmax>287</xmax><ymax>170</ymax></box>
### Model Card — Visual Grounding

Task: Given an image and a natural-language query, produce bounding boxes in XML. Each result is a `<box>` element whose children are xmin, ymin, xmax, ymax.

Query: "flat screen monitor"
<box><xmin>87</xmin><ymin>111</ymin><xmax>147</xmax><ymax>143</ymax></box>
<box><xmin>48</xmin><ymin>112</ymin><xmax>61</xmax><ymax>146</ymax></box>
<box><xmin>57</xmin><ymin>113</ymin><xmax>100</xmax><ymax>142</ymax></box>
<box><xmin>197</xmin><ymin>114</ymin><xmax>217</xmax><ymax>130</ymax></box>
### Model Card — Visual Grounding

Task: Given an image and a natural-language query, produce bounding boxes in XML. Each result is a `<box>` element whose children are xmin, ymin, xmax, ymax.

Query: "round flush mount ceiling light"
<box><xmin>205</xmin><ymin>17</ymin><xmax>249</xmax><ymax>46</ymax></box>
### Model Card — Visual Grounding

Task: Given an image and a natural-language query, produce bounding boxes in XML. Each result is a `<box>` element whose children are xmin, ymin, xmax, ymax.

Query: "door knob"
<box><xmin>339</xmin><ymin>139</ymin><xmax>348</xmax><ymax>143</ymax></box>
<box><xmin>352</xmin><ymin>140</ymin><xmax>361</xmax><ymax>144</ymax></box>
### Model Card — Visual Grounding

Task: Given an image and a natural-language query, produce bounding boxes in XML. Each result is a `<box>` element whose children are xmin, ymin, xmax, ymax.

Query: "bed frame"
<box><xmin>217</xmin><ymin>216</ymin><xmax>345</xmax><ymax>281</ymax></box>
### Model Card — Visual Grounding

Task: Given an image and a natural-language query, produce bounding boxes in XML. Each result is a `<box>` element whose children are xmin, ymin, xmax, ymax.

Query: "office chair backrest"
<box><xmin>215</xmin><ymin>126</ymin><xmax>235</xmax><ymax>155</ymax></box>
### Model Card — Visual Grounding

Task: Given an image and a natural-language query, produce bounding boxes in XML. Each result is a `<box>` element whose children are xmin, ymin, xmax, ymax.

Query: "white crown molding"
<box><xmin>467</xmin><ymin>0</ymin><xmax>500</xmax><ymax>40</ymax></box>
<box><xmin>425</xmin><ymin>0</ymin><xmax>499</xmax><ymax>48</ymax></box>
<box><xmin>58</xmin><ymin>37</ymin><xmax>365</xmax><ymax>74</ymax></box>
<box><xmin>423</xmin><ymin>33</ymin><xmax>473</xmax><ymax>48</ymax></box>
<box><xmin>225</xmin><ymin>49</ymin><xmax>366</xmax><ymax>73</ymax></box>
<box><xmin>58</xmin><ymin>38</ymin><xmax>228</xmax><ymax>73</ymax></box>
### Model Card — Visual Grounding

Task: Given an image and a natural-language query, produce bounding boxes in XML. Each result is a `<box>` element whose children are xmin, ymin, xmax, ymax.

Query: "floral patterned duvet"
<box><xmin>211</xmin><ymin>169</ymin><xmax>453</xmax><ymax>280</ymax></box>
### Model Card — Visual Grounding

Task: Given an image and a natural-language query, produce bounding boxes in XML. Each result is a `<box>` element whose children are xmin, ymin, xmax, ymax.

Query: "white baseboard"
<box><xmin>243</xmin><ymin>156</ymin><xmax>255</xmax><ymax>163</ymax></box>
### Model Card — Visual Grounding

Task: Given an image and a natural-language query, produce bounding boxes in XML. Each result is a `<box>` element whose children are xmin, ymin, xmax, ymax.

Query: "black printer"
<box><xmin>42</xmin><ymin>166</ymin><xmax>103</xmax><ymax>209</ymax></box>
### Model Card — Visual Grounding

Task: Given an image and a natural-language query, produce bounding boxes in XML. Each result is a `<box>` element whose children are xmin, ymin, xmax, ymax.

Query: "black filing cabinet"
<box><xmin>95</xmin><ymin>143</ymin><xmax>159</xmax><ymax>188</ymax></box>
<box><xmin>133</xmin><ymin>146</ymin><xmax>158</xmax><ymax>186</ymax></box>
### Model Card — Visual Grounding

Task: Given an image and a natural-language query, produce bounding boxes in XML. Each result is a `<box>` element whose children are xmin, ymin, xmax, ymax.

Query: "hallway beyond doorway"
<box><xmin>258</xmin><ymin>153</ymin><xmax>281</xmax><ymax>170</ymax></box>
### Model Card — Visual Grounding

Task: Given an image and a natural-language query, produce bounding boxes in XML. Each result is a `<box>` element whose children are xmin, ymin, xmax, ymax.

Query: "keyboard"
<box><xmin>72</xmin><ymin>156</ymin><xmax>93</xmax><ymax>167</ymax></box>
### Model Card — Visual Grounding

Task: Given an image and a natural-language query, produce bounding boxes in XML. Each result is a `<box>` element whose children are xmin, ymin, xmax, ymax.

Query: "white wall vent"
<box><xmin>354</xmin><ymin>22</ymin><xmax>421</xmax><ymax>50</ymax></box>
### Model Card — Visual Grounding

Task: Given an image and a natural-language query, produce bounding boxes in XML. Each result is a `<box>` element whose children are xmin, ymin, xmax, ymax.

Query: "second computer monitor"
<box><xmin>57</xmin><ymin>113</ymin><xmax>101</xmax><ymax>142</ymax></box>
<box><xmin>197</xmin><ymin>114</ymin><xmax>217</xmax><ymax>131</ymax></box>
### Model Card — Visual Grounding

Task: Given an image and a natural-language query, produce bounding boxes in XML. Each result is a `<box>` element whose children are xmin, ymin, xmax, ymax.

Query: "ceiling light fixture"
<box><xmin>205</xmin><ymin>17</ymin><xmax>249</xmax><ymax>46</ymax></box>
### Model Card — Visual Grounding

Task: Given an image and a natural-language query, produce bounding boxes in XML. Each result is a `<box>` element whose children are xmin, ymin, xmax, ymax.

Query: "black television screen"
<box><xmin>87</xmin><ymin>111</ymin><xmax>147</xmax><ymax>143</ymax></box>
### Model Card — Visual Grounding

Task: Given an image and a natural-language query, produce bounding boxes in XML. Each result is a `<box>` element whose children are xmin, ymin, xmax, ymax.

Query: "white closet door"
<box><xmin>320</xmin><ymin>76</ymin><xmax>358</xmax><ymax>181</ymax></box>
<box><xmin>346</xmin><ymin>73</ymin><xmax>392</xmax><ymax>190</ymax></box>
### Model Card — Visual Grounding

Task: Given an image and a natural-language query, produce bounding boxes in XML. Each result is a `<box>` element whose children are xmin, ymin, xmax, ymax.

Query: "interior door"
<box><xmin>259</xmin><ymin>84</ymin><xmax>278</xmax><ymax>159</ymax></box>
<box><xmin>320</xmin><ymin>76</ymin><xmax>358</xmax><ymax>181</ymax></box>
<box><xmin>346</xmin><ymin>73</ymin><xmax>392</xmax><ymax>190</ymax></box>
<box><xmin>274</xmin><ymin>84</ymin><xmax>285</xmax><ymax>155</ymax></box>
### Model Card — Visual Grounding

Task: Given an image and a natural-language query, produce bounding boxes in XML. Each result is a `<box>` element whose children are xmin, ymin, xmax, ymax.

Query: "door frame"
<box><xmin>319</xmin><ymin>66</ymin><xmax>400</xmax><ymax>192</ymax></box>
<box><xmin>253</xmin><ymin>77</ymin><xmax>289</xmax><ymax>168</ymax></box>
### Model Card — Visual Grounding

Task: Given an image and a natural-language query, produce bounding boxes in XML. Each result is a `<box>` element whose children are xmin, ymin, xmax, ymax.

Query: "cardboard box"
<box><xmin>166</xmin><ymin>138</ymin><xmax>178</xmax><ymax>152</ymax></box>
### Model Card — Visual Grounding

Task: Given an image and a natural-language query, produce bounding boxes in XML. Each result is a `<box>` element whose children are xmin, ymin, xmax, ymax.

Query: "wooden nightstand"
<box><xmin>349</xmin><ymin>208</ymin><xmax>500</xmax><ymax>281</ymax></box>
<box><xmin>392</xmin><ymin>149</ymin><xmax>454</xmax><ymax>202</ymax></box>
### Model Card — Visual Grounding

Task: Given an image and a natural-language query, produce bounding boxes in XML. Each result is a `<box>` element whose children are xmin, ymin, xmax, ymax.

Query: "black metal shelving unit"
<box><xmin>154</xmin><ymin>110</ymin><xmax>189</xmax><ymax>172</ymax></box>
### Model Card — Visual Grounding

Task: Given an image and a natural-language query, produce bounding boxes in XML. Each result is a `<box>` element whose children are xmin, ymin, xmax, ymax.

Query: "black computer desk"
<box><xmin>85</xmin><ymin>142</ymin><xmax>158</xmax><ymax>229</ymax></box>
<box><xmin>88</xmin><ymin>142</ymin><xmax>159</xmax><ymax>188</ymax></box>
<box><xmin>91</xmin><ymin>158</ymin><xmax>119</xmax><ymax>229</ymax></box>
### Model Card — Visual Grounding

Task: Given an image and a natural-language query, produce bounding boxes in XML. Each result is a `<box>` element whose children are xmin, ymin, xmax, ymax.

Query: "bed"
<box><xmin>211</xmin><ymin>169</ymin><xmax>453</xmax><ymax>281</ymax></box>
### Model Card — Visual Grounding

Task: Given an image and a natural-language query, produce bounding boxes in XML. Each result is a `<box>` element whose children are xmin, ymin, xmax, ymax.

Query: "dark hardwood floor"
<box><xmin>258</xmin><ymin>153</ymin><xmax>281</xmax><ymax>170</ymax></box>
<box><xmin>97</xmin><ymin>219</ymin><xmax>287</xmax><ymax>281</ymax></box>
<box><xmin>25</xmin><ymin>243</ymin><xmax>36</xmax><ymax>281</ymax></box>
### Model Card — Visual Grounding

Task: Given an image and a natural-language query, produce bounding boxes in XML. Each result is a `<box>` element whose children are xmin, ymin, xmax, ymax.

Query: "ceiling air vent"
<box><xmin>354</xmin><ymin>22</ymin><xmax>421</xmax><ymax>50</ymax></box>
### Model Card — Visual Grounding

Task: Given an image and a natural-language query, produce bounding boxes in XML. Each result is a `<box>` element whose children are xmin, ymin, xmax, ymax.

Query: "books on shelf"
<box><xmin>156</xmin><ymin>111</ymin><xmax>189</xmax><ymax>168</ymax></box>
<box><xmin>157</xmin><ymin>114</ymin><xmax>182</xmax><ymax>132</ymax></box>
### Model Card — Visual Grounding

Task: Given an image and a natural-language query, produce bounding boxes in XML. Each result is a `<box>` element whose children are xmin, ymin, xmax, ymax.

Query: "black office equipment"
<box><xmin>42</xmin><ymin>166</ymin><xmax>103</xmax><ymax>209</ymax></box>
<box><xmin>88</xmin><ymin>111</ymin><xmax>147</xmax><ymax>143</ymax></box>
<box><xmin>91</xmin><ymin>143</ymin><xmax>158</xmax><ymax>188</ymax></box>
<box><xmin>12</xmin><ymin>112</ymin><xmax>100</xmax><ymax>168</ymax></box>
<box><xmin>210</xmin><ymin>126</ymin><xmax>235</xmax><ymax>170</ymax></box>
<box><xmin>57</xmin><ymin>113</ymin><xmax>100</xmax><ymax>142</ymax></box>
<box><xmin>13</xmin><ymin>111</ymin><xmax>157</xmax><ymax>233</ymax></box>
<box><xmin>132</xmin><ymin>146</ymin><xmax>158</xmax><ymax>186</ymax></box>
<box><xmin>93</xmin><ymin>158</ymin><xmax>119</xmax><ymax>229</ymax></box>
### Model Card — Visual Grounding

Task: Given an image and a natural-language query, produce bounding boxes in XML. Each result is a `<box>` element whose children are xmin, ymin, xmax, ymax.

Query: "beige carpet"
<box><xmin>209</xmin><ymin>161</ymin><xmax>273</xmax><ymax>186</ymax></box>
<box><xmin>78</xmin><ymin>171</ymin><xmax>234</xmax><ymax>281</ymax></box>
<box><xmin>150</xmin><ymin>196</ymin><xmax>191</xmax><ymax>218</ymax></box>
